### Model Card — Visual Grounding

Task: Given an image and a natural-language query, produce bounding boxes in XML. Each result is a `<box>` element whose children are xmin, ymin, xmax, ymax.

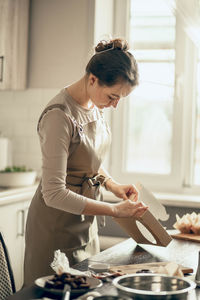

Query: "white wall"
<box><xmin>28</xmin><ymin>0</ymin><xmax>95</xmax><ymax>88</ymax></box>
<box><xmin>0</xmin><ymin>0</ymin><xmax>96</xmax><ymax>175</ymax></box>
<box><xmin>0</xmin><ymin>0</ymin><xmax>115</xmax><ymax>176</ymax></box>
<box><xmin>0</xmin><ymin>89</ymin><xmax>59</xmax><ymax>174</ymax></box>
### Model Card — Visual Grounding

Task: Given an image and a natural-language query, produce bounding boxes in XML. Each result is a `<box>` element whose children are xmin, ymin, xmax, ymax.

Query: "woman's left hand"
<box><xmin>105</xmin><ymin>179</ymin><xmax>138</xmax><ymax>201</ymax></box>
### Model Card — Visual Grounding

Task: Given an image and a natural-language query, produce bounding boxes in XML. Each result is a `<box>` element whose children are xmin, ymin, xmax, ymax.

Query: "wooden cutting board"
<box><xmin>110</xmin><ymin>262</ymin><xmax>193</xmax><ymax>275</ymax></box>
<box><xmin>171</xmin><ymin>233</ymin><xmax>200</xmax><ymax>243</ymax></box>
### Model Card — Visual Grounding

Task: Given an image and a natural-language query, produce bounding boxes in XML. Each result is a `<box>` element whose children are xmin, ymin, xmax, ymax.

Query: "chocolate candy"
<box><xmin>44</xmin><ymin>272</ymin><xmax>90</xmax><ymax>290</ymax></box>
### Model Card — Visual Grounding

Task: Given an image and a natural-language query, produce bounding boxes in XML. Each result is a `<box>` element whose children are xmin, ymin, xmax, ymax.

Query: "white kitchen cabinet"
<box><xmin>0</xmin><ymin>0</ymin><xmax>29</xmax><ymax>90</ymax></box>
<box><xmin>0</xmin><ymin>198</ymin><xmax>31</xmax><ymax>291</ymax></box>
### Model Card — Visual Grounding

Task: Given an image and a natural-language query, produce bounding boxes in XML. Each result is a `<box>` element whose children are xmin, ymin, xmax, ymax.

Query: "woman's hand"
<box><xmin>105</xmin><ymin>179</ymin><xmax>138</xmax><ymax>201</ymax></box>
<box><xmin>112</xmin><ymin>200</ymin><xmax>148</xmax><ymax>218</ymax></box>
<box><xmin>105</xmin><ymin>179</ymin><xmax>148</xmax><ymax>218</ymax></box>
<box><xmin>103</xmin><ymin>178</ymin><xmax>148</xmax><ymax>218</ymax></box>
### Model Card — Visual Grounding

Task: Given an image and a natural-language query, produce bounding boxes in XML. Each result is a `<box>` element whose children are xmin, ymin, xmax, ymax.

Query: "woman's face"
<box><xmin>87</xmin><ymin>74</ymin><xmax>133</xmax><ymax>109</ymax></box>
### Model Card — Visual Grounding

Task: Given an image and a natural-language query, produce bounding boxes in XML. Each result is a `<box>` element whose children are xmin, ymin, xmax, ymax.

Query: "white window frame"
<box><xmin>109</xmin><ymin>0</ymin><xmax>199</xmax><ymax>194</ymax></box>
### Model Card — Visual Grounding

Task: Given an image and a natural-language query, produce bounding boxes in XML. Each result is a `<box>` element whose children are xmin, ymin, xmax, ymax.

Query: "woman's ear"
<box><xmin>89</xmin><ymin>74</ymin><xmax>98</xmax><ymax>86</ymax></box>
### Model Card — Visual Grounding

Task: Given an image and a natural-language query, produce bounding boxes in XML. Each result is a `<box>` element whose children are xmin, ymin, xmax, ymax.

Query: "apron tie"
<box><xmin>84</xmin><ymin>175</ymin><xmax>106</xmax><ymax>227</ymax></box>
<box><xmin>66</xmin><ymin>174</ymin><xmax>105</xmax><ymax>186</ymax></box>
<box><xmin>66</xmin><ymin>174</ymin><xmax>106</xmax><ymax>227</ymax></box>
<box><xmin>86</xmin><ymin>174</ymin><xmax>106</xmax><ymax>187</ymax></box>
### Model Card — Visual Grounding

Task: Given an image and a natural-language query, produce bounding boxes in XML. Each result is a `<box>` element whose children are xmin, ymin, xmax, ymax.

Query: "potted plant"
<box><xmin>0</xmin><ymin>166</ymin><xmax>37</xmax><ymax>187</ymax></box>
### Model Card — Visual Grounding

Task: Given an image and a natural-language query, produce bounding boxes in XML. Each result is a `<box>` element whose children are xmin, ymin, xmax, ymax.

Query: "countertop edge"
<box><xmin>0</xmin><ymin>183</ymin><xmax>38</xmax><ymax>206</ymax></box>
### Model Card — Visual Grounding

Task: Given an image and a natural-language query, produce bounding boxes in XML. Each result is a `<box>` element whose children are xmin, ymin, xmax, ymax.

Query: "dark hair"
<box><xmin>86</xmin><ymin>38</ymin><xmax>139</xmax><ymax>87</ymax></box>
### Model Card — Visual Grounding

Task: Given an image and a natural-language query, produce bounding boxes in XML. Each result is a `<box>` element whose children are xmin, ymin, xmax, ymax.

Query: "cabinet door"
<box><xmin>0</xmin><ymin>199</ymin><xmax>31</xmax><ymax>291</ymax></box>
<box><xmin>0</xmin><ymin>0</ymin><xmax>29</xmax><ymax>90</ymax></box>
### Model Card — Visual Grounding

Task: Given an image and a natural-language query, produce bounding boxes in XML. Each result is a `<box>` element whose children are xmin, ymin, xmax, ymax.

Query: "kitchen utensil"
<box><xmin>171</xmin><ymin>232</ymin><xmax>200</xmax><ymax>243</ymax></box>
<box><xmin>109</xmin><ymin>262</ymin><xmax>193</xmax><ymax>275</ymax></box>
<box><xmin>113</xmin><ymin>273</ymin><xmax>196</xmax><ymax>299</ymax></box>
<box><xmin>61</xmin><ymin>284</ymin><xmax>71</xmax><ymax>300</ymax></box>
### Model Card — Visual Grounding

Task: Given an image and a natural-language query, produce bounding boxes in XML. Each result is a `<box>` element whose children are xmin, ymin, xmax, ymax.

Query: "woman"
<box><xmin>23</xmin><ymin>38</ymin><xmax>148</xmax><ymax>286</ymax></box>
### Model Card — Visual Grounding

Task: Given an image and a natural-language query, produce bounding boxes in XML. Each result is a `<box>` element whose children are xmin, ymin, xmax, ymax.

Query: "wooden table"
<box><xmin>7</xmin><ymin>237</ymin><xmax>200</xmax><ymax>299</ymax></box>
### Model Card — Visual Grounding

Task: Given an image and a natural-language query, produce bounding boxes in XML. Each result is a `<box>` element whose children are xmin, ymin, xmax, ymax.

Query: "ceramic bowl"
<box><xmin>0</xmin><ymin>171</ymin><xmax>37</xmax><ymax>187</ymax></box>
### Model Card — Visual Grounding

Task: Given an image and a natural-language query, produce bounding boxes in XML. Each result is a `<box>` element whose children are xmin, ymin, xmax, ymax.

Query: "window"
<box><xmin>194</xmin><ymin>50</ymin><xmax>200</xmax><ymax>185</ymax></box>
<box><xmin>126</xmin><ymin>0</ymin><xmax>175</xmax><ymax>175</ymax></box>
<box><xmin>110</xmin><ymin>0</ymin><xmax>200</xmax><ymax>193</ymax></box>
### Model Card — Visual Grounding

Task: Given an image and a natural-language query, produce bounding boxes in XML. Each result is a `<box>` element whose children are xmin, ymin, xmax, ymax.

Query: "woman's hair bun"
<box><xmin>95</xmin><ymin>38</ymin><xmax>129</xmax><ymax>53</ymax></box>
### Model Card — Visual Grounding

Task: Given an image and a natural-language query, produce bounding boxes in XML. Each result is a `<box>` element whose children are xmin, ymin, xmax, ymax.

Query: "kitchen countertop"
<box><xmin>7</xmin><ymin>234</ymin><xmax>200</xmax><ymax>299</ymax></box>
<box><xmin>0</xmin><ymin>182</ymin><xmax>38</xmax><ymax>206</ymax></box>
<box><xmin>74</xmin><ymin>236</ymin><xmax>200</xmax><ymax>299</ymax></box>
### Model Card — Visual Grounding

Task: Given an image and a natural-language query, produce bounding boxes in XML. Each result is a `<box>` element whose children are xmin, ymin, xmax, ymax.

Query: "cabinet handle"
<box><xmin>17</xmin><ymin>210</ymin><xmax>25</xmax><ymax>237</ymax></box>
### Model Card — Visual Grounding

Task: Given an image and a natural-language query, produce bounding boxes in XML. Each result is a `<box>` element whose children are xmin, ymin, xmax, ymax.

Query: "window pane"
<box><xmin>125</xmin><ymin>78</ymin><xmax>174</xmax><ymax>174</ymax></box>
<box><xmin>124</xmin><ymin>0</ymin><xmax>175</xmax><ymax>174</ymax></box>
<box><xmin>194</xmin><ymin>52</ymin><xmax>200</xmax><ymax>185</ymax></box>
<box><xmin>130</xmin><ymin>0</ymin><xmax>175</xmax><ymax>49</ymax></box>
<box><xmin>133</xmin><ymin>49</ymin><xmax>175</xmax><ymax>61</ymax></box>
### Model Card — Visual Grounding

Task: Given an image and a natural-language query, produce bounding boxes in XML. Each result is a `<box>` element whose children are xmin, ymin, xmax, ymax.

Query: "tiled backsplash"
<box><xmin>0</xmin><ymin>89</ymin><xmax>59</xmax><ymax>176</ymax></box>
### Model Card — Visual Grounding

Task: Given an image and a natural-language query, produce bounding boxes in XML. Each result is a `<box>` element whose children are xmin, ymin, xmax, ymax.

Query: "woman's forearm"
<box><xmin>82</xmin><ymin>198</ymin><xmax>115</xmax><ymax>216</ymax></box>
<box><xmin>82</xmin><ymin>197</ymin><xmax>148</xmax><ymax>218</ymax></box>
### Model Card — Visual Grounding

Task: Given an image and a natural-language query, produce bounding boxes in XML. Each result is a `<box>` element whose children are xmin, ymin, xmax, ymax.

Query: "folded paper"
<box><xmin>137</xmin><ymin>182</ymin><xmax>169</xmax><ymax>221</ymax></box>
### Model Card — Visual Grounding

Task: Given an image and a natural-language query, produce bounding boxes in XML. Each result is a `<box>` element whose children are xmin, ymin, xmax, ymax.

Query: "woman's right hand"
<box><xmin>111</xmin><ymin>200</ymin><xmax>148</xmax><ymax>218</ymax></box>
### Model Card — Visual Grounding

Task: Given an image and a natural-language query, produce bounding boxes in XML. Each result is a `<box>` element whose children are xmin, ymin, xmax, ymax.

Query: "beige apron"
<box><xmin>23</xmin><ymin>102</ymin><xmax>110</xmax><ymax>286</ymax></box>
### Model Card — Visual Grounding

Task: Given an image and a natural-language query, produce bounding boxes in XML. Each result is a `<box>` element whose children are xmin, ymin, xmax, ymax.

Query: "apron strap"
<box><xmin>37</xmin><ymin>104</ymin><xmax>67</xmax><ymax>132</ymax></box>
